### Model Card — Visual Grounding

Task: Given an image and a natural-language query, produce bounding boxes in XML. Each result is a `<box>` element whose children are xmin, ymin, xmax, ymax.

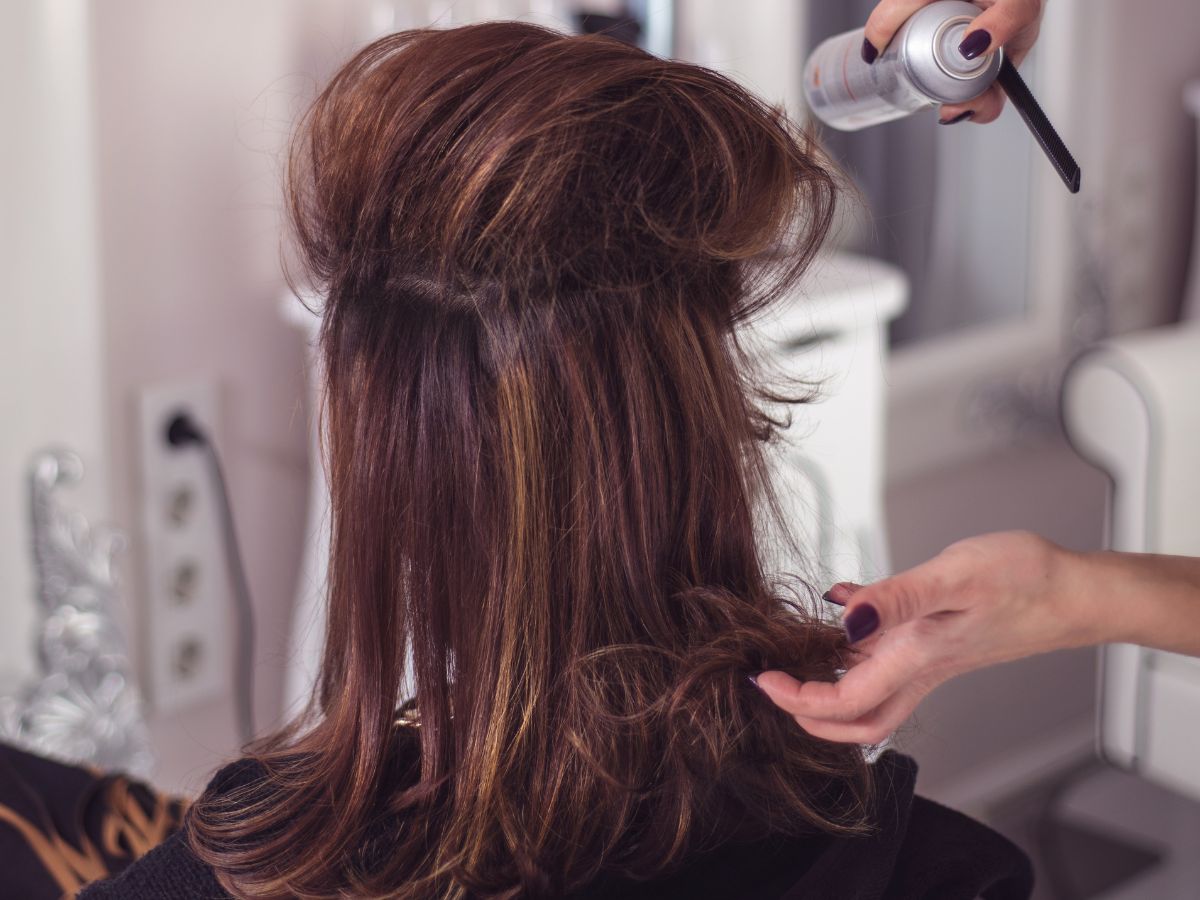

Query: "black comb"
<box><xmin>996</xmin><ymin>56</ymin><xmax>1081</xmax><ymax>194</ymax></box>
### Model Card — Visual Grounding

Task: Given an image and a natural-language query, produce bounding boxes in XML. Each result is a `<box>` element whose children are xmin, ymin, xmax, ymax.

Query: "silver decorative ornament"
<box><xmin>0</xmin><ymin>448</ymin><xmax>153</xmax><ymax>777</ymax></box>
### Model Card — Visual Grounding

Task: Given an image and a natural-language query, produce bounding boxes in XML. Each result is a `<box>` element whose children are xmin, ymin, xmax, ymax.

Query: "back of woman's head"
<box><xmin>189</xmin><ymin>21</ymin><xmax>869</xmax><ymax>899</ymax></box>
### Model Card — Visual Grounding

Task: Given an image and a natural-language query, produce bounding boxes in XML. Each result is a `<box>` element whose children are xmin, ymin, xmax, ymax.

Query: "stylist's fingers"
<box><xmin>864</xmin><ymin>0</ymin><xmax>1041</xmax><ymax>63</ymax></box>
<box><xmin>839</xmin><ymin>559</ymin><xmax>963</xmax><ymax>645</ymax></box>
<box><xmin>824</xmin><ymin>584</ymin><xmax>887</xmax><ymax>663</ymax></box>
<box><xmin>822</xmin><ymin>582</ymin><xmax>861</xmax><ymax>606</ymax></box>
<box><xmin>958</xmin><ymin>0</ymin><xmax>1042</xmax><ymax>66</ymax></box>
<box><xmin>868</xmin><ymin>0</ymin><xmax>1043</xmax><ymax>125</ymax></box>
<box><xmin>862</xmin><ymin>0</ymin><xmax>935</xmax><ymax>61</ymax></box>
<box><xmin>938</xmin><ymin>83</ymin><xmax>1007</xmax><ymax>125</ymax></box>
<box><xmin>756</xmin><ymin>638</ymin><xmax>930</xmax><ymax>723</ymax></box>
<box><xmin>792</xmin><ymin>682</ymin><xmax>932</xmax><ymax>745</ymax></box>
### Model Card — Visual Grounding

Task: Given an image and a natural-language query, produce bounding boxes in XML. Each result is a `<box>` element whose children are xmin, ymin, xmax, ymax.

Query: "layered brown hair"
<box><xmin>189</xmin><ymin>21</ymin><xmax>870</xmax><ymax>899</ymax></box>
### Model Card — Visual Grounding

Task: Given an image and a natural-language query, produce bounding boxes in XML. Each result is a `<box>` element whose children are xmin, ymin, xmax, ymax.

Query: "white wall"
<box><xmin>1080</xmin><ymin>0</ymin><xmax>1200</xmax><ymax>332</ymax></box>
<box><xmin>674</xmin><ymin>0</ymin><xmax>807</xmax><ymax>124</ymax></box>
<box><xmin>0</xmin><ymin>1</ymin><xmax>107</xmax><ymax>685</ymax></box>
<box><xmin>88</xmin><ymin>0</ymin><xmax>385</xmax><ymax>792</ymax></box>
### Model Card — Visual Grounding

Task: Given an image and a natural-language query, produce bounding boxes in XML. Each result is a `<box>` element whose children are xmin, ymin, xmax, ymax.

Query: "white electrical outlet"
<box><xmin>138</xmin><ymin>381</ymin><xmax>232</xmax><ymax>714</ymax></box>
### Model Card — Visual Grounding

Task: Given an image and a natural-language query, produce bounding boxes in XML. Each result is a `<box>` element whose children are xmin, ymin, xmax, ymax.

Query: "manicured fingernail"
<box><xmin>958</xmin><ymin>29</ymin><xmax>991</xmax><ymax>60</ymax></box>
<box><xmin>938</xmin><ymin>110</ymin><xmax>975</xmax><ymax>126</ymax></box>
<box><xmin>822</xmin><ymin>590</ymin><xmax>846</xmax><ymax>606</ymax></box>
<box><xmin>861</xmin><ymin>39</ymin><xmax>878</xmax><ymax>64</ymax></box>
<box><xmin>748</xmin><ymin>672</ymin><xmax>763</xmax><ymax>688</ymax></box>
<box><xmin>843</xmin><ymin>604</ymin><xmax>880</xmax><ymax>644</ymax></box>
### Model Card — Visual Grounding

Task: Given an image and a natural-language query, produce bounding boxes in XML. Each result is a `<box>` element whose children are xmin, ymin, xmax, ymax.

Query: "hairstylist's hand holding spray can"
<box><xmin>753</xmin><ymin>532</ymin><xmax>1200</xmax><ymax>745</ymax></box>
<box><xmin>863</xmin><ymin>0</ymin><xmax>1045</xmax><ymax>124</ymax></box>
<box><xmin>807</xmin><ymin>0</ymin><xmax>1080</xmax><ymax>188</ymax></box>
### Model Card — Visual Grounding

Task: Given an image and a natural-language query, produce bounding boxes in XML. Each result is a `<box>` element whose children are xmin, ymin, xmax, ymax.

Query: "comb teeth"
<box><xmin>996</xmin><ymin>57</ymin><xmax>1081</xmax><ymax>194</ymax></box>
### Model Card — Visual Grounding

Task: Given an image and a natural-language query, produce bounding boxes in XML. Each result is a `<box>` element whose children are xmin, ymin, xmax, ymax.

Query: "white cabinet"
<box><xmin>744</xmin><ymin>253</ymin><xmax>908</xmax><ymax>594</ymax></box>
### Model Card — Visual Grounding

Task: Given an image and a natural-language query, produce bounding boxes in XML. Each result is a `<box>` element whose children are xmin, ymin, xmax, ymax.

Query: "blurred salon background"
<box><xmin>3</xmin><ymin>2</ymin><xmax>1199</xmax><ymax>897</ymax></box>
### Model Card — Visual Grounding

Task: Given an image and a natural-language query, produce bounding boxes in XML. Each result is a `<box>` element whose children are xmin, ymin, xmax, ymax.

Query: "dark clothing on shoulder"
<box><xmin>72</xmin><ymin>745</ymin><xmax>1032</xmax><ymax>900</ymax></box>
<box><xmin>571</xmin><ymin>750</ymin><xmax>1033</xmax><ymax>900</ymax></box>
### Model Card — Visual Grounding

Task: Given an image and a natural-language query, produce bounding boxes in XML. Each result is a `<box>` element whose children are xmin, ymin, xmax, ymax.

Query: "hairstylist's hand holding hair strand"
<box><xmin>754</xmin><ymin>531</ymin><xmax>1200</xmax><ymax>745</ymax></box>
<box><xmin>862</xmin><ymin>0</ymin><xmax>1045</xmax><ymax>124</ymax></box>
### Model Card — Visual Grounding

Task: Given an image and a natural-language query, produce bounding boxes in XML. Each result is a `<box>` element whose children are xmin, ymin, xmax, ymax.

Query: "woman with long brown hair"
<box><xmin>71</xmin><ymin>20</ymin><xmax>1031</xmax><ymax>900</ymax></box>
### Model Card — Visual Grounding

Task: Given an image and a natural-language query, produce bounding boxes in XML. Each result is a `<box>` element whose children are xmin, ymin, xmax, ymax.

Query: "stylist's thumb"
<box><xmin>840</xmin><ymin>572</ymin><xmax>932</xmax><ymax>645</ymax></box>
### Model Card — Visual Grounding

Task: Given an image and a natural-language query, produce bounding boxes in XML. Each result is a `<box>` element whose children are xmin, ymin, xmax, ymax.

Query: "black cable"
<box><xmin>165</xmin><ymin>411</ymin><xmax>256</xmax><ymax>746</ymax></box>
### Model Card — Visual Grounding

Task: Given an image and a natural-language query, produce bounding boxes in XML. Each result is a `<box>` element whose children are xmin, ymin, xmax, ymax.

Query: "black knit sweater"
<box><xmin>78</xmin><ymin>748</ymin><xmax>1032</xmax><ymax>899</ymax></box>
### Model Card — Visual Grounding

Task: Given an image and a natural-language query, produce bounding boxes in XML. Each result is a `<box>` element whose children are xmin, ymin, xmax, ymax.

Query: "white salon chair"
<box><xmin>1063</xmin><ymin>327</ymin><xmax>1200</xmax><ymax>801</ymax></box>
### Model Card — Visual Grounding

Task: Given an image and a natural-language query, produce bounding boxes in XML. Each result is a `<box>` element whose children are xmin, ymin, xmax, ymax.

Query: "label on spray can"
<box><xmin>804</xmin><ymin>0</ymin><xmax>1002</xmax><ymax>132</ymax></box>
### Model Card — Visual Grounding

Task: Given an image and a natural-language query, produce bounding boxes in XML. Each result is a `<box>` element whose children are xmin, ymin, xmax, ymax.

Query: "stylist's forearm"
<box><xmin>1077</xmin><ymin>550</ymin><xmax>1200</xmax><ymax>656</ymax></box>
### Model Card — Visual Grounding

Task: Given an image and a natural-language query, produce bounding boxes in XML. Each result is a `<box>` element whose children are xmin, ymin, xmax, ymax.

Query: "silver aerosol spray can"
<box><xmin>804</xmin><ymin>0</ymin><xmax>1002</xmax><ymax>131</ymax></box>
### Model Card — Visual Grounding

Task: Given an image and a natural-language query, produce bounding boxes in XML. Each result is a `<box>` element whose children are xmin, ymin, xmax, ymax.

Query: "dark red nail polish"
<box><xmin>843</xmin><ymin>604</ymin><xmax>880</xmax><ymax>644</ymax></box>
<box><xmin>822</xmin><ymin>590</ymin><xmax>846</xmax><ymax>606</ymax></box>
<box><xmin>861</xmin><ymin>38</ymin><xmax>878</xmax><ymax>64</ymax></box>
<box><xmin>938</xmin><ymin>110</ymin><xmax>975</xmax><ymax>125</ymax></box>
<box><xmin>958</xmin><ymin>29</ymin><xmax>991</xmax><ymax>60</ymax></box>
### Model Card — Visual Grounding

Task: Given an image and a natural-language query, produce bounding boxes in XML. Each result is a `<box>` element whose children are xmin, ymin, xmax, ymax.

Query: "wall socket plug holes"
<box><xmin>138</xmin><ymin>381</ymin><xmax>232</xmax><ymax>714</ymax></box>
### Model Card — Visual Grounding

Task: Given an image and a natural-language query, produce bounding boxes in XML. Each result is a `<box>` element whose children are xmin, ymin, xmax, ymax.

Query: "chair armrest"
<box><xmin>1062</xmin><ymin>323</ymin><xmax>1200</xmax><ymax>789</ymax></box>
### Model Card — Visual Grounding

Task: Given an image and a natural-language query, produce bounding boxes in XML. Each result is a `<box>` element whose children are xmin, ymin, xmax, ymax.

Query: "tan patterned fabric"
<box><xmin>0</xmin><ymin>743</ymin><xmax>185</xmax><ymax>899</ymax></box>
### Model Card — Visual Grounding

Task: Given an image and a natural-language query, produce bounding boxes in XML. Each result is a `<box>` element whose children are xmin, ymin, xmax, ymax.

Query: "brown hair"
<box><xmin>188</xmin><ymin>21</ymin><xmax>869</xmax><ymax>899</ymax></box>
